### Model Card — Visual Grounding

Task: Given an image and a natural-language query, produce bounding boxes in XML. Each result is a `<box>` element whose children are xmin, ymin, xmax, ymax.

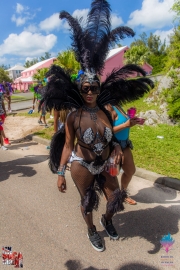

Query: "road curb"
<box><xmin>27</xmin><ymin>135</ymin><xmax>50</xmax><ymax>146</ymax></box>
<box><xmin>28</xmin><ymin>134</ymin><xmax>180</xmax><ymax>191</ymax></box>
<box><xmin>135</xmin><ymin>167</ymin><xmax>180</xmax><ymax>191</ymax></box>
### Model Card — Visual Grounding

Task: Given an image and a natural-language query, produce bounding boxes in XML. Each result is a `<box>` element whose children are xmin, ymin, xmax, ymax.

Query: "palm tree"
<box><xmin>33</xmin><ymin>68</ymin><xmax>49</xmax><ymax>82</ymax></box>
<box><xmin>54</xmin><ymin>50</ymin><xmax>80</xmax><ymax>74</ymax></box>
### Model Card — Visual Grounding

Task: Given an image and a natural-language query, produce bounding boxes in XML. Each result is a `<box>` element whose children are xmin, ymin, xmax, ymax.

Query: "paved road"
<box><xmin>0</xmin><ymin>141</ymin><xmax>180</xmax><ymax>270</ymax></box>
<box><xmin>13</xmin><ymin>92</ymin><xmax>34</xmax><ymax>99</ymax></box>
<box><xmin>4</xmin><ymin>92</ymin><xmax>34</xmax><ymax>112</ymax></box>
<box><xmin>10</xmin><ymin>100</ymin><xmax>33</xmax><ymax>111</ymax></box>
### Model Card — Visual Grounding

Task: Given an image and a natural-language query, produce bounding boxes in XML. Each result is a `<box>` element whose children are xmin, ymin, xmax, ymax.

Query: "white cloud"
<box><xmin>24</xmin><ymin>24</ymin><xmax>39</xmax><ymax>33</ymax></box>
<box><xmin>11</xmin><ymin>15</ymin><xmax>27</xmax><ymax>26</ymax></box>
<box><xmin>60</xmin><ymin>9</ymin><xmax>123</xmax><ymax>31</ymax></box>
<box><xmin>127</xmin><ymin>0</ymin><xmax>176</xmax><ymax>29</ymax></box>
<box><xmin>72</xmin><ymin>8</ymin><xmax>89</xmax><ymax>19</ymax></box>
<box><xmin>111</xmin><ymin>13</ymin><xmax>123</xmax><ymax>29</ymax></box>
<box><xmin>39</xmin><ymin>13</ymin><xmax>62</xmax><ymax>32</ymax></box>
<box><xmin>12</xmin><ymin>3</ymin><xmax>37</xmax><ymax>27</ymax></box>
<box><xmin>16</xmin><ymin>3</ymin><xmax>26</xmax><ymax>14</ymax></box>
<box><xmin>0</xmin><ymin>31</ymin><xmax>57</xmax><ymax>57</ymax></box>
<box><xmin>154</xmin><ymin>28</ymin><xmax>174</xmax><ymax>45</ymax></box>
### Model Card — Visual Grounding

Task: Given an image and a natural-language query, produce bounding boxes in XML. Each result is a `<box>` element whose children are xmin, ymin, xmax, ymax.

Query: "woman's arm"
<box><xmin>105</xmin><ymin>104</ymin><xmax>137</xmax><ymax>133</ymax></box>
<box><xmin>113</xmin><ymin>118</ymin><xmax>138</xmax><ymax>133</ymax></box>
<box><xmin>57</xmin><ymin>112</ymin><xmax>75</xmax><ymax>193</ymax></box>
<box><xmin>32</xmin><ymin>94</ymin><xmax>36</xmax><ymax>110</ymax></box>
<box><xmin>59</xmin><ymin>113</ymin><xmax>75</xmax><ymax>164</ymax></box>
<box><xmin>2</xmin><ymin>100</ymin><xmax>7</xmax><ymax>117</ymax></box>
<box><xmin>53</xmin><ymin>110</ymin><xmax>60</xmax><ymax>133</ymax></box>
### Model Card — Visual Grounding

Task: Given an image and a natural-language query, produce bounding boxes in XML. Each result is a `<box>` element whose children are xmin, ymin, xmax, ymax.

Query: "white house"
<box><xmin>7</xmin><ymin>65</ymin><xmax>26</xmax><ymax>80</ymax></box>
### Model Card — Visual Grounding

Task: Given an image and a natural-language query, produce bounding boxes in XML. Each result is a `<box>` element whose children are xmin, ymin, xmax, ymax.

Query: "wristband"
<box><xmin>57</xmin><ymin>171</ymin><xmax>65</xmax><ymax>176</ymax></box>
<box><xmin>57</xmin><ymin>164</ymin><xmax>66</xmax><ymax>176</ymax></box>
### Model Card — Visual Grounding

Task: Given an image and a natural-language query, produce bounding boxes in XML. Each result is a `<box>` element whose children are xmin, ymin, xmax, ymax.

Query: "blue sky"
<box><xmin>0</xmin><ymin>0</ymin><xmax>176</xmax><ymax>67</ymax></box>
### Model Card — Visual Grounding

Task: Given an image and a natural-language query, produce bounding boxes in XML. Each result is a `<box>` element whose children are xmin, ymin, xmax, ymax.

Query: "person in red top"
<box><xmin>0</xmin><ymin>93</ymin><xmax>9</xmax><ymax>150</ymax></box>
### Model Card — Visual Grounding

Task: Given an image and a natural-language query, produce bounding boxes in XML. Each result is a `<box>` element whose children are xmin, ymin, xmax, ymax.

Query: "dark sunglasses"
<box><xmin>81</xmin><ymin>85</ymin><xmax>100</xmax><ymax>94</ymax></box>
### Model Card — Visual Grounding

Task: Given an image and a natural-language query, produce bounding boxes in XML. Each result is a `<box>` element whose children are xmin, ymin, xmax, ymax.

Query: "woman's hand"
<box><xmin>112</xmin><ymin>145</ymin><xmax>124</xmax><ymax>165</ymax></box>
<box><xmin>125</xmin><ymin>117</ymin><xmax>138</xmax><ymax>128</ymax></box>
<box><xmin>57</xmin><ymin>176</ymin><xmax>67</xmax><ymax>193</ymax></box>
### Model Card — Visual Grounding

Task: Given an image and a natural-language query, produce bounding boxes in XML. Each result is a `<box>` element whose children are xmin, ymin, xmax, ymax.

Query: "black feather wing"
<box><xmin>41</xmin><ymin>65</ymin><xmax>84</xmax><ymax>111</ymax></box>
<box><xmin>98</xmin><ymin>65</ymin><xmax>154</xmax><ymax>106</ymax></box>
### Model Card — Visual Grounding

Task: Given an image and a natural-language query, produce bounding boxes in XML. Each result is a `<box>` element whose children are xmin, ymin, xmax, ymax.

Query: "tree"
<box><xmin>0</xmin><ymin>64</ymin><xmax>11</xmax><ymax>70</ymax></box>
<box><xmin>171</xmin><ymin>0</ymin><xmax>180</xmax><ymax>21</ymax></box>
<box><xmin>24</xmin><ymin>58</ymin><xmax>39</xmax><ymax>68</ymax></box>
<box><xmin>124</xmin><ymin>45</ymin><xmax>151</xmax><ymax>66</ymax></box>
<box><xmin>147</xmin><ymin>33</ymin><xmax>166</xmax><ymax>55</ymax></box>
<box><xmin>0</xmin><ymin>68</ymin><xmax>12</xmax><ymax>82</ymax></box>
<box><xmin>162</xmin><ymin>69</ymin><xmax>180</xmax><ymax>119</ymax></box>
<box><xmin>165</xmin><ymin>26</ymin><xmax>180</xmax><ymax>70</ymax></box>
<box><xmin>39</xmin><ymin>52</ymin><xmax>52</xmax><ymax>61</ymax></box>
<box><xmin>33</xmin><ymin>68</ymin><xmax>49</xmax><ymax>82</ymax></box>
<box><xmin>54</xmin><ymin>50</ymin><xmax>80</xmax><ymax>74</ymax></box>
<box><xmin>130</xmin><ymin>32</ymin><xmax>148</xmax><ymax>47</ymax></box>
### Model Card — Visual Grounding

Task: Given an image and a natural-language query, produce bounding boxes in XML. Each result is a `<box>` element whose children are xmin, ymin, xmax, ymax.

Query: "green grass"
<box><xmin>130</xmin><ymin>124</ymin><xmax>180</xmax><ymax>179</ymax></box>
<box><xmin>123</xmin><ymin>91</ymin><xmax>161</xmax><ymax>114</ymax></box>
<box><xmin>9</xmin><ymin>95</ymin><xmax>32</xmax><ymax>103</ymax></box>
<box><xmin>34</xmin><ymin>126</ymin><xmax>54</xmax><ymax>140</ymax></box>
<box><xmin>17</xmin><ymin>111</ymin><xmax>41</xmax><ymax>117</ymax></box>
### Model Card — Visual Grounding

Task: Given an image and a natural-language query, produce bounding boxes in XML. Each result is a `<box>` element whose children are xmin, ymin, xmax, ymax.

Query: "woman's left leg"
<box><xmin>100</xmin><ymin>171</ymin><xmax>126</xmax><ymax>239</ymax></box>
<box><xmin>121</xmin><ymin>147</ymin><xmax>136</xmax><ymax>204</ymax></box>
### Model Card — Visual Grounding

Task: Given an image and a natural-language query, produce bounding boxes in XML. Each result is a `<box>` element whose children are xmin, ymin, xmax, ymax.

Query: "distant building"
<box><xmin>101</xmin><ymin>46</ymin><xmax>153</xmax><ymax>81</ymax></box>
<box><xmin>13</xmin><ymin>57</ymin><xmax>56</xmax><ymax>91</ymax></box>
<box><xmin>7</xmin><ymin>65</ymin><xmax>26</xmax><ymax>80</ymax></box>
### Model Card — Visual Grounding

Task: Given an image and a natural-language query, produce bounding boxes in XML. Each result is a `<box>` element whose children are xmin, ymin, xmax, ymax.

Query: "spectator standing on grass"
<box><xmin>54</xmin><ymin>109</ymin><xmax>70</xmax><ymax>133</ymax></box>
<box><xmin>37</xmin><ymin>83</ymin><xmax>49</xmax><ymax>128</ymax></box>
<box><xmin>0</xmin><ymin>93</ymin><xmax>9</xmax><ymax>150</ymax></box>
<box><xmin>2</xmin><ymin>81</ymin><xmax>13</xmax><ymax>113</ymax></box>
<box><xmin>105</xmin><ymin>104</ymin><xmax>140</xmax><ymax>205</ymax></box>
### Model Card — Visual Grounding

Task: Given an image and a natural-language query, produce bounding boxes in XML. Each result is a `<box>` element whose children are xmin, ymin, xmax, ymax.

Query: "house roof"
<box><xmin>106</xmin><ymin>46</ymin><xmax>128</xmax><ymax>60</ymax></box>
<box><xmin>7</xmin><ymin>65</ymin><xmax>25</xmax><ymax>71</ymax></box>
<box><xmin>22</xmin><ymin>57</ymin><xmax>56</xmax><ymax>73</ymax></box>
<box><xmin>14</xmin><ymin>76</ymin><xmax>35</xmax><ymax>83</ymax></box>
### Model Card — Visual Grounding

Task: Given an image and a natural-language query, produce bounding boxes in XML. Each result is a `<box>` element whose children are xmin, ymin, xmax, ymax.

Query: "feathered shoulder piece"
<box><xmin>40</xmin><ymin>65</ymin><xmax>84</xmax><ymax>111</ymax></box>
<box><xmin>97</xmin><ymin>64</ymin><xmax>154</xmax><ymax>106</ymax></box>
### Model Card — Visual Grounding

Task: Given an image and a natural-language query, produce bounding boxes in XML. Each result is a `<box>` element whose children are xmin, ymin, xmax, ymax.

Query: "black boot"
<box><xmin>100</xmin><ymin>215</ymin><xmax>119</xmax><ymax>240</ymax></box>
<box><xmin>87</xmin><ymin>225</ymin><xmax>104</xmax><ymax>252</ymax></box>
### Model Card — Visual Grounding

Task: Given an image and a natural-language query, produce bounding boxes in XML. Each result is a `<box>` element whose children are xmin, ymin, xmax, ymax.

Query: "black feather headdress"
<box><xmin>41</xmin><ymin>0</ymin><xmax>154</xmax><ymax>112</ymax></box>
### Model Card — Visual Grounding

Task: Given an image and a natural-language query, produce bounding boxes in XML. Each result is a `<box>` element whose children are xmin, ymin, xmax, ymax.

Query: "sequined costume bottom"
<box><xmin>70</xmin><ymin>152</ymin><xmax>127</xmax><ymax>215</ymax></box>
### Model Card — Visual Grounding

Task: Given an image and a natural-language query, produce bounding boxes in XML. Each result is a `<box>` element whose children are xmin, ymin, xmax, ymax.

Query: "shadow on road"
<box><xmin>64</xmin><ymin>260</ymin><xmax>160</xmax><ymax>270</ymax></box>
<box><xmin>117</xmin><ymin>263</ymin><xmax>160</xmax><ymax>270</ymax></box>
<box><xmin>7</xmin><ymin>141</ymin><xmax>39</xmax><ymax>150</ymax></box>
<box><xmin>112</xmin><ymin>205</ymin><xmax>179</xmax><ymax>254</ymax></box>
<box><xmin>130</xmin><ymin>183</ymin><xmax>180</xmax><ymax>204</ymax></box>
<box><xmin>0</xmin><ymin>155</ymin><xmax>49</xmax><ymax>182</ymax></box>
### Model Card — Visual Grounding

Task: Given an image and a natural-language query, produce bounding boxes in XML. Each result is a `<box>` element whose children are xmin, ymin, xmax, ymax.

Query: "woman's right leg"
<box><xmin>70</xmin><ymin>161</ymin><xmax>95</xmax><ymax>229</ymax></box>
<box><xmin>70</xmin><ymin>161</ymin><xmax>104</xmax><ymax>251</ymax></box>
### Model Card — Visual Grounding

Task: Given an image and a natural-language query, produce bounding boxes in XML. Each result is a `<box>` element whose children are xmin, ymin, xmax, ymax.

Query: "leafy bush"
<box><xmin>162</xmin><ymin>69</ymin><xmax>180</xmax><ymax>120</ymax></box>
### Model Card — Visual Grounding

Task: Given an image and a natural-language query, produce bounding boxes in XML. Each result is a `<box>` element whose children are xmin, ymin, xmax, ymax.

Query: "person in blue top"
<box><xmin>106</xmin><ymin>104</ymin><xmax>139</xmax><ymax>205</ymax></box>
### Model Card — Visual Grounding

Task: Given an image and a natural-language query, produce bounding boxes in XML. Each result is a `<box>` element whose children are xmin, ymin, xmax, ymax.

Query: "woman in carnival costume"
<box><xmin>0</xmin><ymin>82</ymin><xmax>13</xmax><ymax>112</ymax></box>
<box><xmin>41</xmin><ymin>0</ymin><xmax>154</xmax><ymax>252</ymax></box>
